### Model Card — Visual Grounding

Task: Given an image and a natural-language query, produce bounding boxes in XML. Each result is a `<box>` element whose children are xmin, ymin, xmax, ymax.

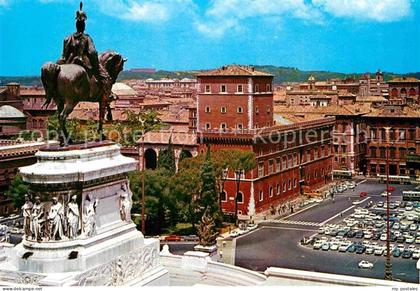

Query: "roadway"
<box><xmin>235</xmin><ymin>180</ymin><xmax>419</xmax><ymax>283</ymax></box>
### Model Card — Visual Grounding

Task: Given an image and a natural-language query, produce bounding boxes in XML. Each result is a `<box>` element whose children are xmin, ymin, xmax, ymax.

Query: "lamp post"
<box><xmin>220</xmin><ymin>169</ymin><xmax>228</xmax><ymax>210</ymax></box>
<box><xmin>384</xmin><ymin>126</ymin><xmax>392</xmax><ymax>280</ymax></box>
<box><xmin>234</xmin><ymin>169</ymin><xmax>242</xmax><ymax>226</ymax></box>
<box><xmin>139</xmin><ymin>133</ymin><xmax>146</xmax><ymax>234</ymax></box>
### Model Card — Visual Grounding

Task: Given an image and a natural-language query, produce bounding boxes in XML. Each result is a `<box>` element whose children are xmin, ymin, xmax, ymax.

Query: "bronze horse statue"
<box><xmin>41</xmin><ymin>50</ymin><xmax>126</xmax><ymax>145</ymax></box>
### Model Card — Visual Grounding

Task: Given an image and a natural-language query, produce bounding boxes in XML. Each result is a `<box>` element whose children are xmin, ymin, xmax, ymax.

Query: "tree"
<box><xmin>228</xmin><ymin>150</ymin><xmax>256</xmax><ymax>225</ymax></box>
<box><xmin>198</xmin><ymin>147</ymin><xmax>222</xmax><ymax>226</ymax></box>
<box><xmin>6</xmin><ymin>174</ymin><xmax>29</xmax><ymax>209</ymax></box>
<box><xmin>197</xmin><ymin>207</ymin><xmax>218</xmax><ymax>247</ymax></box>
<box><xmin>157</xmin><ymin>137</ymin><xmax>176</xmax><ymax>175</ymax></box>
<box><xmin>170</xmin><ymin>155</ymin><xmax>203</xmax><ymax>230</ymax></box>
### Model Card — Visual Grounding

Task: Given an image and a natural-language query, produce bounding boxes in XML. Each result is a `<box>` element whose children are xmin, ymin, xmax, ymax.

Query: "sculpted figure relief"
<box><xmin>30</xmin><ymin>196</ymin><xmax>45</xmax><ymax>242</ymax></box>
<box><xmin>83</xmin><ymin>195</ymin><xmax>99</xmax><ymax>237</ymax></box>
<box><xmin>67</xmin><ymin>195</ymin><xmax>81</xmax><ymax>239</ymax></box>
<box><xmin>21</xmin><ymin>195</ymin><xmax>33</xmax><ymax>239</ymax></box>
<box><xmin>119</xmin><ymin>184</ymin><xmax>132</xmax><ymax>222</ymax></box>
<box><xmin>48</xmin><ymin>197</ymin><xmax>65</xmax><ymax>240</ymax></box>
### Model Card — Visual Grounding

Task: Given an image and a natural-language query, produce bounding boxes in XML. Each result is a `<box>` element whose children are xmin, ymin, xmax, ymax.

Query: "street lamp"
<box><xmin>220</xmin><ymin>168</ymin><xmax>228</xmax><ymax>209</ymax></box>
<box><xmin>139</xmin><ymin>132</ymin><xmax>146</xmax><ymax>234</ymax></box>
<box><xmin>384</xmin><ymin>126</ymin><xmax>392</xmax><ymax>280</ymax></box>
<box><xmin>234</xmin><ymin>169</ymin><xmax>242</xmax><ymax>226</ymax></box>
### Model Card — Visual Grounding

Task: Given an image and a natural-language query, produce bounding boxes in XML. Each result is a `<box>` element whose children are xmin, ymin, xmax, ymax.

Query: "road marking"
<box><xmin>357</xmin><ymin>180</ymin><xmax>367</xmax><ymax>185</ymax></box>
<box><xmin>319</xmin><ymin>196</ymin><xmax>371</xmax><ymax>226</ymax></box>
<box><xmin>268</xmin><ymin>219</ymin><xmax>322</xmax><ymax>227</ymax></box>
<box><xmin>261</xmin><ymin>226</ymin><xmax>315</xmax><ymax>232</ymax></box>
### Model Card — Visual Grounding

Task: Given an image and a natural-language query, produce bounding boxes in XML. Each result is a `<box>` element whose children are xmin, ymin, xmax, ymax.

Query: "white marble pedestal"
<box><xmin>0</xmin><ymin>141</ymin><xmax>168</xmax><ymax>286</ymax></box>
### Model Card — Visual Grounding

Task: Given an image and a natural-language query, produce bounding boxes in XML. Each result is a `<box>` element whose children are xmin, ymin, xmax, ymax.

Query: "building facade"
<box><xmin>365</xmin><ymin>105</ymin><xmax>420</xmax><ymax>179</ymax></box>
<box><xmin>387</xmin><ymin>77</ymin><xmax>420</xmax><ymax>105</ymax></box>
<box><xmin>196</xmin><ymin>65</ymin><xmax>334</xmax><ymax>215</ymax></box>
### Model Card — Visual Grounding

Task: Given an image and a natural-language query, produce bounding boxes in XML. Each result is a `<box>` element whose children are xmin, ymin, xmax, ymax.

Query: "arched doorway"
<box><xmin>400</xmin><ymin>88</ymin><xmax>407</xmax><ymax>97</ymax></box>
<box><xmin>390</xmin><ymin>88</ymin><xmax>398</xmax><ymax>98</ymax></box>
<box><xmin>179</xmin><ymin>149</ymin><xmax>193</xmax><ymax>161</ymax></box>
<box><xmin>144</xmin><ymin>148</ymin><xmax>157</xmax><ymax>169</ymax></box>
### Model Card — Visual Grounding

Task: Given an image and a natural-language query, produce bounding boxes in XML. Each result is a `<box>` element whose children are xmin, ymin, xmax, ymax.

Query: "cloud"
<box><xmin>196</xmin><ymin>0</ymin><xmax>323</xmax><ymax>38</ymax></box>
<box><xmin>195</xmin><ymin>0</ymin><xmax>413</xmax><ymax>38</ymax></box>
<box><xmin>37</xmin><ymin>0</ymin><xmax>196</xmax><ymax>23</ymax></box>
<box><xmin>312</xmin><ymin>0</ymin><xmax>412</xmax><ymax>22</ymax></box>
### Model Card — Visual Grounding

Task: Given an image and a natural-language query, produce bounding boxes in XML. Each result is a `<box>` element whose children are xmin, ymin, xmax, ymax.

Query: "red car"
<box><xmin>388</xmin><ymin>186</ymin><xmax>396</xmax><ymax>192</ymax></box>
<box><xmin>360</xmin><ymin>192</ymin><xmax>368</xmax><ymax>198</ymax></box>
<box><xmin>164</xmin><ymin>235</ymin><xmax>182</xmax><ymax>242</ymax></box>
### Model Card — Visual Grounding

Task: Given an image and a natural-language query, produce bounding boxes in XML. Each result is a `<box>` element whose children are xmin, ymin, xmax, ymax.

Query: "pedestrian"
<box><xmin>340</xmin><ymin>212</ymin><xmax>343</xmax><ymax>218</ymax></box>
<box><xmin>348</xmin><ymin>197</ymin><xmax>351</xmax><ymax>202</ymax></box>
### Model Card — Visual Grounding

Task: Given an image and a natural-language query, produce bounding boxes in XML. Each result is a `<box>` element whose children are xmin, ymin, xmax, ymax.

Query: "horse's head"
<box><xmin>99</xmin><ymin>51</ymin><xmax>126</xmax><ymax>83</ymax></box>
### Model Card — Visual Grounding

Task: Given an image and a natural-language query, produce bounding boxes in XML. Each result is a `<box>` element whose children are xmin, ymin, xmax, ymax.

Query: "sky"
<box><xmin>0</xmin><ymin>0</ymin><xmax>419</xmax><ymax>76</ymax></box>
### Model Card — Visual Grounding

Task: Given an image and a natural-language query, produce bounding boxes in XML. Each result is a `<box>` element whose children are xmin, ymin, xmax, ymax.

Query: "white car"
<box><xmin>406</xmin><ymin>205</ymin><xmax>414</xmax><ymax>211</ymax></box>
<box><xmin>365</xmin><ymin>246</ymin><xmax>374</xmax><ymax>255</ymax></box>
<box><xmin>358</xmin><ymin>260</ymin><xmax>374</xmax><ymax>269</ymax></box>
<box><xmin>330</xmin><ymin>242</ymin><xmax>340</xmax><ymax>251</ymax></box>
<box><xmin>380</xmin><ymin>191</ymin><xmax>390</xmax><ymax>197</ymax></box>
<box><xmin>412</xmin><ymin>250</ymin><xmax>420</xmax><ymax>259</ymax></box>
<box><xmin>380</xmin><ymin>233</ymin><xmax>387</xmax><ymax>241</ymax></box>
<box><xmin>407</xmin><ymin>214</ymin><xmax>417</xmax><ymax>221</ymax></box>
<box><xmin>229</xmin><ymin>230</ymin><xmax>239</xmax><ymax>237</ymax></box>
<box><xmin>406</xmin><ymin>236</ymin><xmax>415</xmax><ymax>244</ymax></box>
<box><xmin>416</xmin><ymin>237</ymin><xmax>420</xmax><ymax>244</ymax></box>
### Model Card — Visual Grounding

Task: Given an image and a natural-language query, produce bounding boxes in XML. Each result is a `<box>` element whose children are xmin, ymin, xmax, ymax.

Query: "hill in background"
<box><xmin>2</xmin><ymin>66</ymin><xmax>419</xmax><ymax>87</ymax></box>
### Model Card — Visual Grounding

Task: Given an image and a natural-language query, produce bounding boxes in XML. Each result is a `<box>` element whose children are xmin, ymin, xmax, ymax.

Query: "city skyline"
<box><xmin>0</xmin><ymin>0</ymin><xmax>420</xmax><ymax>76</ymax></box>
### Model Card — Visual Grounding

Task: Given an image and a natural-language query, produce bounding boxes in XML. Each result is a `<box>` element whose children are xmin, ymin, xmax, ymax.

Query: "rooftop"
<box><xmin>197</xmin><ymin>65</ymin><xmax>272</xmax><ymax>77</ymax></box>
<box><xmin>388</xmin><ymin>77</ymin><xmax>420</xmax><ymax>83</ymax></box>
<box><xmin>0</xmin><ymin>105</ymin><xmax>25</xmax><ymax>118</ymax></box>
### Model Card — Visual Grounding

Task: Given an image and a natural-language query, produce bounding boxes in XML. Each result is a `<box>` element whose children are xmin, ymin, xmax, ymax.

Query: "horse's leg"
<box><xmin>98</xmin><ymin>97</ymin><xmax>106</xmax><ymax>141</ymax></box>
<box><xmin>57</xmin><ymin>103</ymin><xmax>66</xmax><ymax>146</ymax></box>
<box><xmin>62</xmin><ymin>102</ymin><xmax>75</xmax><ymax>145</ymax></box>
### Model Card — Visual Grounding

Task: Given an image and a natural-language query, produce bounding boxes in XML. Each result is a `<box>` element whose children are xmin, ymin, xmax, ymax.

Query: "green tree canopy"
<box><xmin>6</xmin><ymin>174</ymin><xmax>29</xmax><ymax>209</ymax></box>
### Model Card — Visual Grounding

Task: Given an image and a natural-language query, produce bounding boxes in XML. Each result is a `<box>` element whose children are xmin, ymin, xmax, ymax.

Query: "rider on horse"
<box><xmin>57</xmin><ymin>2</ymin><xmax>109</xmax><ymax>94</ymax></box>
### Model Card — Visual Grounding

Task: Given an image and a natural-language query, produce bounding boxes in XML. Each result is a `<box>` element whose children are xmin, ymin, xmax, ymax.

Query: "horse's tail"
<box><xmin>41</xmin><ymin>62</ymin><xmax>60</xmax><ymax>108</ymax></box>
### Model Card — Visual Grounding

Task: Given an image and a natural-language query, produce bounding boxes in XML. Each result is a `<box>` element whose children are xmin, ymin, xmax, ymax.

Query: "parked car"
<box><xmin>374</xmin><ymin>247</ymin><xmax>384</xmax><ymax>256</ymax></box>
<box><xmin>313</xmin><ymin>240</ymin><xmax>323</xmax><ymax>250</ymax></box>
<box><xmin>392</xmin><ymin>249</ymin><xmax>401</xmax><ymax>257</ymax></box>
<box><xmin>402</xmin><ymin>249</ymin><xmax>413</xmax><ymax>259</ymax></box>
<box><xmin>247</xmin><ymin>223</ymin><xmax>258</xmax><ymax>231</ymax></box>
<box><xmin>360</xmin><ymin>192</ymin><xmax>367</xmax><ymax>198</ymax></box>
<box><xmin>355</xmin><ymin>231</ymin><xmax>364</xmax><ymax>239</ymax></box>
<box><xmin>347</xmin><ymin>244</ymin><xmax>356</xmax><ymax>253</ymax></box>
<box><xmin>164</xmin><ymin>235</ymin><xmax>182</xmax><ymax>242</ymax></box>
<box><xmin>321</xmin><ymin>242</ymin><xmax>330</xmax><ymax>251</ymax></box>
<box><xmin>356</xmin><ymin>245</ymin><xmax>366</xmax><ymax>254</ymax></box>
<box><xmin>183</xmin><ymin>235</ymin><xmax>199</xmax><ymax>241</ymax></box>
<box><xmin>358</xmin><ymin>260</ymin><xmax>374</xmax><ymax>269</ymax></box>
<box><xmin>412</xmin><ymin>250</ymin><xmax>420</xmax><ymax>259</ymax></box>
<box><xmin>365</xmin><ymin>246</ymin><xmax>374</xmax><ymax>255</ymax></box>
<box><xmin>301</xmin><ymin>236</ymin><xmax>314</xmax><ymax>246</ymax></box>
<box><xmin>229</xmin><ymin>230</ymin><xmax>239</xmax><ymax>238</ymax></box>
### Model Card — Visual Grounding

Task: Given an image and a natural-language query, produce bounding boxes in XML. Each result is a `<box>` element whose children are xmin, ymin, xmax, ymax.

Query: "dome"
<box><xmin>111</xmin><ymin>82</ymin><xmax>138</xmax><ymax>96</ymax></box>
<box><xmin>0</xmin><ymin>105</ymin><xmax>25</xmax><ymax>118</ymax></box>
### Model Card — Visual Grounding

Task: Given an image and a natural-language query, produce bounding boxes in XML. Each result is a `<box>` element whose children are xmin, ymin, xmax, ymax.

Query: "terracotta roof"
<box><xmin>364</xmin><ymin>105</ymin><xmax>420</xmax><ymax>118</ymax></box>
<box><xmin>197</xmin><ymin>65</ymin><xmax>272</xmax><ymax>77</ymax></box>
<box><xmin>388</xmin><ymin>77</ymin><xmax>420</xmax><ymax>83</ymax></box>
<box><xmin>274</xmin><ymin>104</ymin><xmax>371</xmax><ymax>117</ymax></box>
<box><xmin>141</xmin><ymin>130</ymin><xmax>197</xmax><ymax>146</ymax></box>
<box><xmin>20</xmin><ymin>87</ymin><xmax>46</xmax><ymax>96</ymax></box>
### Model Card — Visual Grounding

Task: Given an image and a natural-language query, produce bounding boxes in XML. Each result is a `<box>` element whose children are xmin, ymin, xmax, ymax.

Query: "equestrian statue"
<box><xmin>41</xmin><ymin>2</ymin><xmax>126</xmax><ymax>145</ymax></box>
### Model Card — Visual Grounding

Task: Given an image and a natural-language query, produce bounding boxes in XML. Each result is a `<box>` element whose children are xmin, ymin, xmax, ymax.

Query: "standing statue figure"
<box><xmin>83</xmin><ymin>195</ymin><xmax>99</xmax><ymax>237</ymax></box>
<box><xmin>67</xmin><ymin>195</ymin><xmax>81</xmax><ymax>239</ymax></box>
<box><xmin>119</xmin><ymin>184</ymin><xmax>132</xmax><ymax>222</ymax></box>
<box><xmin>41</xmin><ymin>2</ymin><xmax>126</xmax><ymax>144</ymax></box>
<box><xmin>21</xmin><ymin>194</ymin><xmax>33</xmax><ymax>240</ymax></box>
<box><xmin>30</xmin><ymin>196</ymin><xmax>45</xmax><ymax>242</ymax></box>
<box><xmin>48</xmin><ymin>197</ymin><xmax>65</xmax><ymax>240</ymax></box>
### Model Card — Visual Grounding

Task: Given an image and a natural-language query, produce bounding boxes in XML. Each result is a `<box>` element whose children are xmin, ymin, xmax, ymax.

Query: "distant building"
<box><xmin>358</xmin><ymin>70</ymin><xmax>389</xmax><ymax>98</ymax></box>
<box><xmin>0</xmin><ymin>140</ymin><xmax>56</xmax><ymax>215</ymax></box>
<box><xmin>387</xmin><ymin>77</ymin><xmax>420</xmax><ymax>105</ymax></box>
<box><xmin>274</xmin><ymin>105</ymin><xmax>369</xmax><ymax>177</ymax></box>
<box><xmin>196</xmin><ymin>65</ymin><xmax>334</xmax><ymax>216</ymax></box>
<box><xmin>364</xmin><ymin>104</ymin><xmax>420</xmax><ymax>179</ymax></box>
